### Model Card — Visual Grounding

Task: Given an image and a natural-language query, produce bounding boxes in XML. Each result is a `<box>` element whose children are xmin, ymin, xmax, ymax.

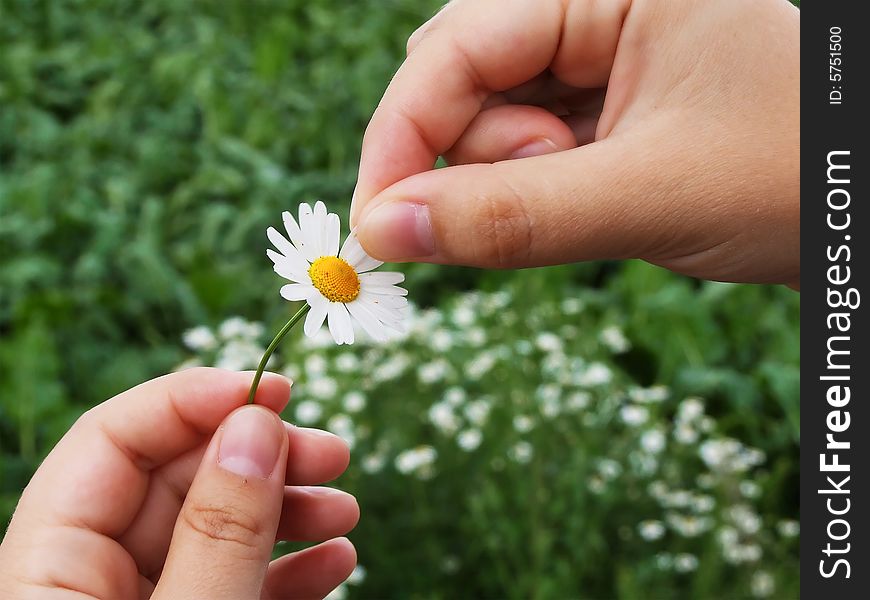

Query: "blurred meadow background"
<box><xmin>1</xmin><ymin>1</ymin><xmax>799</xmax><ymax>598</ymax></box>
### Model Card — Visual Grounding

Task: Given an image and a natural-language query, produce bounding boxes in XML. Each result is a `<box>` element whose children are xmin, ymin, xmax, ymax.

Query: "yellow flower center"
<box><xmin>308</xmin><ymin>256</ymin><xmax>360</xmax><ymax>303</ymax></box>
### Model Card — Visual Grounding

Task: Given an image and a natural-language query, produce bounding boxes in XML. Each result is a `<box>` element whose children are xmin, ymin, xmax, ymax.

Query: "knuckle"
<box><xmin>181</xmin><ymin>502</ymin><xmax>264</xmax><ymax>556</ymax></box>
<box><xmin>470</xmin><ymin>183</ymin><xmax>533</xmax><ymax>267</ymax></box>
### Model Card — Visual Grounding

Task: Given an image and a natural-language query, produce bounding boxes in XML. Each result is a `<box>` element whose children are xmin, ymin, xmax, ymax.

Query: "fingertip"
<box><xmin>284</xmin><ymin>425</ymin><xmax>352</xmax><ymax>485</ymax></box>
<box><xmin>244</xmin><ymin>370</ymin><xmax>293</xmax><ymax>413</ymax></box>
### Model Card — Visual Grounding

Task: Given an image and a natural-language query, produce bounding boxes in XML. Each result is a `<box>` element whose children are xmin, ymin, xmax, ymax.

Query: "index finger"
<box><xmin>351</xmin><ymin>0</ymin><xmax>564</xmax><ymax>224</ymax></box>
<box><xmin>17</xmin><ymin>368</ymin><xmax>291</xmax><ymax>537</ymax></box>
<box><xmin>352</xmin><ymin>0</ymin><xmax>630</xmax><ymax>224</ymax></box>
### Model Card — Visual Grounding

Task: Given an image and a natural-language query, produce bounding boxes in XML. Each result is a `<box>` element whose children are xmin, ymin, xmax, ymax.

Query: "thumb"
<box><xmin>153</xmin><ymin>405</ymin><xmax>287</xmax><ymax>599</ymax></box>
<box><xmin>354</xmin><ymin>126</ymin><xmax>716</xmax><ymax>270</ymax></box>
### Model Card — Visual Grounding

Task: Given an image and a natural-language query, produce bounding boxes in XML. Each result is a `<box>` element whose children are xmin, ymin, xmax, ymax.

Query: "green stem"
<box><xmin>247</xmin><ymin>304</ymin><xmax>311</xmax><ymax>404</ymax></box>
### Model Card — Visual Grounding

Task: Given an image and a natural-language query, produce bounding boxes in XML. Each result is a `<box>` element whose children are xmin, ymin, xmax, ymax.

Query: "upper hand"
<box><xmin>352</xmin><ymin>0</ymin><xmax>799</xmax><ymax>287</ymax></box>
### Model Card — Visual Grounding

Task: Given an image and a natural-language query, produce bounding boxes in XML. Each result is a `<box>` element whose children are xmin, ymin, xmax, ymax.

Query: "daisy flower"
<box><xmin>266</xmin><ymin>201</ymin><xmax>408</xmax><ymax>345</ymax></box>
<box><xmin>247</xmin><ymin>201</ymin><xmax>408</xmax><ymax>404</ymax></box>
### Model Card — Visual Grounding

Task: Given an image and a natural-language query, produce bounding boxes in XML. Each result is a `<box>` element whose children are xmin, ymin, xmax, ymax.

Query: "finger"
<box><xmin>443</xmin><ymin>104</ymin><xmax>577</xmax><ymax>165</ymax></box>
<box><xmin>120</xmin><ymin>426</ymin><xmax>350</xmax><ymax>580</ymax></box>
<box><xmin>276</xmin><ymin>487</ymin><xmax>359</xmax><ymax>542</ymax></box>
<box><xmin>285</xmin><ymin>424</ymin><xmax>350</xmax><ymax>485</ymax></box>
<box><xmin>154</xmin><ymin>405</ymin><xmax>288</xmax><ymax>599</ymax></box>
<box><xmin>263</xmin><ymin>538</ymin><xmax>357</xmax><ymax>600</ymax></box>
<box><xmin>353</xmin><ymin>0</ymin><xmax>630</xmax><ymax>223</ymax></box>
<box><xmin>13</xmin><ymin>368</ymin><xmax>291</xmax><ymax>539</ymax></box>
<box><xmin>357</xmin><ymin>127</ymin><xmax>696</xmax><ymax>268</ymax></box>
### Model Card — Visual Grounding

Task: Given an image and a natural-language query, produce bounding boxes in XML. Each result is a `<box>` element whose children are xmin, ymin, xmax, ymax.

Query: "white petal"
<box><xmin>267</xmin><ymin>231</ymin><xmax>309</xmax><ymax>272</ymax></box>
<box><xmin>357</xmin><ymin>294</ymin><xmax>404</xmax><ymax>332</ymax></box>
<box><xmin>298</xmin><ymin>203</ymin><xmax>320</xmax><ymax>261</ymax></box>
<box><xmin>361</xmin><ymin>283</ymin><xmax>408</xmax><ymax>296</ymax></box>
<box><xmin>354</xmin><ymin>255</ymin><xmax>384</xmax><ymax>273</ymax></box>
<box><xmin>359</xmin><ymin>271</ymin><xmax>405</xmax><ymax>286</ymax></box>
<box><xmin>304</xmin><ymin>296</ymin><xmax>329</xmax><ymax>337</ymax></box>
<box><xmin>327</xmin><ymin>302</ymin><xmax>355</xmax><ymax>345</ymax></box>
<box><xmin>346</xmin><ymin>299</ymin><xmax>389</xmax><ymax>342</ymax></box>
<box><xmin>325</xmin><ymin>212</ymin><xmax>340</xmax><ymax>257</ymax></box>
<box><xmin>366</xmin><ymin>294</ymin><xmax>408</xmax><ymax>309</ymax></box>
<box><xmin>340</xmin><ymin>230</ymin><xmax>383</xmax><ymax>273</ymax></box>
<box><xmin>282</xmin><ymin>210</ymin><xmax>312</xmax><ymax>262</ymax></box>
<box><xmin>313</xmin><ymin>201</ymin><xmax>329</xmax><ymax>256</ymax></box>
<box><xmin>267</xmin><ymin>249</ymin><xmax>310</xmax><ymax>283</ymax></box>
<box><xmin>280</xmin><ymin>283</ymin><xmax>313</xmax><ymax>301</ymax></box>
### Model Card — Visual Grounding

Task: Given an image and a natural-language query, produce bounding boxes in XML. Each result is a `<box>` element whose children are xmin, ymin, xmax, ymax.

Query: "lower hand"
<box><xmin>0</xmin><ymin>368</ymin><xmax>359</xmax><ymax>599</ymax></box>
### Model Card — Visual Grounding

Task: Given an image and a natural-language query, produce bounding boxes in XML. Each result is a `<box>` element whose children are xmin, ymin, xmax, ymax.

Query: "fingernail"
<box><xmin>509</xmin><ymin>137</ymin><xmax>559</xmax><ymax>160</ymax></box>
<box><xmin>349</xmin><ymin>185</ymin><xmax>358</xmax><ymax>226</ymax></box>
<box><xmin>359</xmin><ymin>202</ymin><xmax>435</xmax><ymax>259</ymax></box>
<box><xmin>218</xmin><ymin>407</ymin><xmax>282</xmax><ymax>479</ymax></box>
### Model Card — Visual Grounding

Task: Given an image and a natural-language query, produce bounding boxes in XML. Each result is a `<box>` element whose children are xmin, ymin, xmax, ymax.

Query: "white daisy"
<box><xmin>266</xmin><ymin>201</ymin><xmax>407</xmax><ymax>345</ymax></box>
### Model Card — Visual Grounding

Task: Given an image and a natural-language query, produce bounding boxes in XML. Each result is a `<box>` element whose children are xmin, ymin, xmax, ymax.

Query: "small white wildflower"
<box><xmin>441</xmin><ymin>555</ymin><xmax>460</xmax><ymax>574</ymax></box>
<box><xmin>464</xmin><ymin>398</ymin><xmax>491</xmax><ymax>426</ymax></box>
<box><xmin>342</xmin><ymin>391</ymin><xmax>366</xmax><ymax>413</ymax></box>
<box><xmin>395</xmin><ymin>446</ymin><xmax>437</xmax><ymax>476</ymax></box>
<box><xmin>620</xmin><ymin>404</ymin><xmax>649</xmax><ymax>427</ymax></box>
<box><xmin>219</xmin><ymin>316</ymin><xmax>263</xmax><ymax>341</ymax></box>
<box><xmin>666</xmin><ymin>513</ymin><xmax>713</xmax><ymax>537</ymax></box>
<box><xmin>215</xmin><ymin>339</ymin><xmax>265</xmax><ymax>371</ymax></box>
<box><xmin>578</xmin><ymin>362</ymin><xmax>612</xmax><ymax>386</ymax></box>
<box><xmin>677</xmin><ymin>397</ymin><xmax>705</xmax><ymax>422</ymax></box>
<box><xmin>327</xmin><ymin>414</ymin><xmax>355</xmax><ymax>449</ymax></box>
<box><xmin>513</xmin><ymin>339</ymin><xmax>532</xmax><ymax>356</ymax></box>
<box><xmin>561</xmin><ymin>297</ymin><xmax>584</xmax><ymax>314</ymax></box>
<box><xmin>308</xmin><ymin>377</ymin><xmax>337</xmax><ymax>400</ymax></box>
<box><xmin>629</xmin><ymin>385</ymin><xmax>669</xmax><ymax>404</ymax></box>
<box><xmin>465</xmin><ymin>326</ymin><xmax>487</xmax><ymax>347</ymax></box>
<box><xmin>654</xmin><ymin>553</ymin><xmax>673</xmax><ymax>570</ymax></box>
<box><xmin>596</xmin><ymin>458</ymin><xmax>622</xmax><ymax>480</ymax></box>
<box><xmin>673</xmin><ymin>553</ymin><xmax>698</xmax><ymax>573</ymax></box>
<box><xmin>728</xmin><ymin>504</ymin><xmax>762</xmax><ymax>535</ymax></box>
<box><xmin>751</xmin><ymin>571</ymin><xmax>775</xmax><ymax>598</ymax></box>
<box><xmin>372</xmin><ymin>353</ymin><xmax>410</xmax><ymax>382</ymax></box>
<box><xmin>452</xmin><ymin>305</ymin><xmax>476</xmax><ymax>327</ymax></box>
<box><xmin>294</xmin><ymin>400</ymin><xmax>323</xmax><ymax>425</ymax></box>
<box><xmin>334</xmin><ymin>353</ymin><xmax>359</xmax><ymax>372</ymax></box>
<box><xmin>428</xmin><ymin>402</ymin><xmax>460</xmax><ymax>434</ymax></box>
<box><xmin>418</xmin><ymin>359</ymin><xmax>451</xmax><ymax>384</ymax></box>
<box><xmin>305</xmin><ymin>355</ymin><xmax>328</xmax><ymax>377</ymax></box>
<box><xmin>638</xmin><ymin>520</ymin><xmax>666</xmax><ymax>541</ymax></box>
<box><xmin>281</xmin><ymin>363</ymin><xmax>301</xmax><ymax>381</ymax></box>
<box><xmin>739</xmin><ymin>480</ymin><xmax>761</xmax><ymax>499</ymax></box>
<box><xmin>690</xmin><ymin>495</ymin><xmax>716</xmax><ymax>513</ymax></box>
<box><xmin>509</xmin><ymin>441</ymin><xmax>534</xmax><ymax>464</ymax></box>
<box><xmin>640</xmin><ymin>429</ymin><xmax>666</xmax><ymax>454</ymax></box>
<box><xmin>183</xmin><ymin>326</ymin><xmax>217</xmax><ymax>351</ymax></box>
<box><xmin>362</xmin><ymin>452</ymin><xmax>386</xmax><ymax>474</ymax></box>
<box><xmin>600</xmin><ymin>326</ymin><xmax>630</xmax><ymax>353</ymax></box>
<box><xmin>444</xmin><ymin>386</ymin><xmax>467</xmax><ymax>406</ymax></box>
<box><xmin>513</xmin><ymin>415</ymin><xmax>535</xmax><ymax>433</ymax></box>
<box><xmin>588</xmin><ymin>475</ymin><xmax>606</xmax><ymax>494</ymax></box>
<box><xmin>431</xmin><ymin>329</ymin><xmax>454</xmax><ymax>352</ymax></box>
<box><xmin>565</xmin><ymin>391</ymin><xmax>591</xmax><ymax>411</ymax></box>
<box><xmin>777</xmin><ymin>519</ymin><xmax>800</xmax><ymax>538</ymax></box>
<box><xmin>457</xmin><ymin>429</ymin><xmax>483</xmax><ymax>452</ymax></box>
<box><xmin>674</xmin><ymin>423</ymin><xmax>699</xmax><ymax>445</ymax></box>
<box><xmin>466</xmin><ymin>351</ymin><xmax>497</xmax><ymax>379</ymax></box>
<box><xmin>535</xmin><ymin>332</ymin><xmax>563</xmax><ymax>353</ymax></box>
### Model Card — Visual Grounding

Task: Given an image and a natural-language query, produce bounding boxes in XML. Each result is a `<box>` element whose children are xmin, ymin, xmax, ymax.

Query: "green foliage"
<box><xmin>1</xmin><ymin>1</ymin><xmax>799</xmax><ymax>598</ymax></box>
